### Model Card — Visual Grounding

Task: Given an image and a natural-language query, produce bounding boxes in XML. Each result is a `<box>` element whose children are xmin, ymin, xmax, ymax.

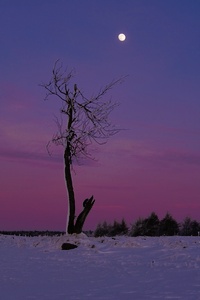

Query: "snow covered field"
<box><xmin>1</xmin><ymin>234</ymin><xmax>200</xmax><ymax>300</ymax></box>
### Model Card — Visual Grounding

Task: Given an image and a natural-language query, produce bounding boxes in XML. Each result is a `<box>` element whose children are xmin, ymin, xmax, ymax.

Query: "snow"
<box><xmin>1</xmin><ymin>234</ymin><xmax>200</xmax><ymax>299</ymax></box>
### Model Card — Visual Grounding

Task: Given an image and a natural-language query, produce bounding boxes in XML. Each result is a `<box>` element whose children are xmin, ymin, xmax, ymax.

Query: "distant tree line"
<box><xmin>0</xmin><ymin>231</ymin><xmax>65</xmax><ymax>237</ymax></box>
<box><xmin>94</xmin><ymin>213</ymin><xmax>200</xmax><ymax>237</ymax></box>
<box><xmin>1</xmin><ymin>213</ymin><xmax>199</xmax><ymax>237</ymax></box>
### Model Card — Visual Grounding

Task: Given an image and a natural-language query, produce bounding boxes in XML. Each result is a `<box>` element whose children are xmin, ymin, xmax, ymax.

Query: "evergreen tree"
<box><xmin>181</xmin><ymin>217</ymin><xmax>192</xmax><ymax>236</ymax></box>
<box><xmin>145</xmin><ymin>212</ymin><xmax>160</xmax><ymax>236</ymax></box>
<box><xmin>190</xmin><ymin>220</ymin><xmax>200</xmax><ymax>236</ymax></box>
<box><xmin>159</xmin><ymin>213</ymin><xmax>179</xmax><ymax>236</ymax></box>
<box><xmin>129</xmin><ymin>218</ymin><xmax>146</xmax><ymax>237</ymax></box>
<box><xmin>120</xmin><ymin>218</ymin><xmax>129</xmax><ymax>235</ymax></box>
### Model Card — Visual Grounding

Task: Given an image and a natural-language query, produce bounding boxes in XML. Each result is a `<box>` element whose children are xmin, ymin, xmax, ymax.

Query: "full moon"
<box><xmin>118</xmin><ymin>33</ymin><xmax>126</xmax><ymax>41</ymax></box>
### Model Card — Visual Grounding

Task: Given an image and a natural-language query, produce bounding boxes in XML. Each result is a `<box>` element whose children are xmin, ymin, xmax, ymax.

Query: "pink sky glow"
<box><xmin>0</xmin><ymin>1</ymin><xmax>200</xmax><ymax>231</ymax></box>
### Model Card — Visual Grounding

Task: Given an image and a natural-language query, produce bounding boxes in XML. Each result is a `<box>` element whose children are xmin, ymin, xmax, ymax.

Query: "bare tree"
<box><xmin>41</xmin><ymin>60</ymin><xmax>123</xmax><ymax>234</ymax></box>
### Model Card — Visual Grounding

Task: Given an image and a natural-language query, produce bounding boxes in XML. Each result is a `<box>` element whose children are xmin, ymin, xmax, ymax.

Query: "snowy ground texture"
<box><xmin>1</xmin><ymin>234</ymin><xmax>200</xmax><ymax>300</ymax></box>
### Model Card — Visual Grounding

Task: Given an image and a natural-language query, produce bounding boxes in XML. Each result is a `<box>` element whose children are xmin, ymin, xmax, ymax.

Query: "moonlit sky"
<box><xmin>1</xmin><ymin>0</ymin><xmax>200</xmax><ymax>231</ymax></box>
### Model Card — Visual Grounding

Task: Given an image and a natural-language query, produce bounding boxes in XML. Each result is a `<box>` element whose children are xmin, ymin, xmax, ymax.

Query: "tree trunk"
<box><xmin>64</xmin><ymin>147</ymin><xmax>75</xmax><ymax>234</ymax></box>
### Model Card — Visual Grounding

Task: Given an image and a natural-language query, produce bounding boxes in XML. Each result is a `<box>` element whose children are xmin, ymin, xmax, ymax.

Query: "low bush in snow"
<box><xmin>94</xmin><ymin>219</ymin><xmax>128</xmax><ymax>237</ymax></box>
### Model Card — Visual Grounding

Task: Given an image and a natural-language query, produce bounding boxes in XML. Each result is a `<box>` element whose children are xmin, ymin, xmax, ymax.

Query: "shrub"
<box><xmin>180</xmin><ymin>217</ymin><xmax>200</xmax><ymax>236</ymax></box>
<box><xmin>94</xmin><ymin>219</ymin><xmax>128</xmax><ymax>237</ymax></box>
<box><xmin>129</xmin><ymin>212</ymin><xmax>159</xmax><ymax>237</ymax></box>
<box><xmin>94</xmin><ymin>221</ymin><xmax>111</xmax><ymax>237</ymax></box>
<box><xmin>129</xmin><ymin>218</ymin><xmax>146</xmax><ymax>237</ymax></box>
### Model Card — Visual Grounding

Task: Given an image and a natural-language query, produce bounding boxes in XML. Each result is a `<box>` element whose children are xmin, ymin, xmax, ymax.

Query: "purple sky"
<box><xmin>1</xmin><ymin>0</ymin><xmax>200</xmax><ymax>231</ymax></box>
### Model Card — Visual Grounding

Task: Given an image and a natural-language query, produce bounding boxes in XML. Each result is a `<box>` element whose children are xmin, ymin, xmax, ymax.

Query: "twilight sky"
<box><xmin>0</xmin><ymin>0</ymin><xmax>200</xmax><ymax>231</ymax></box>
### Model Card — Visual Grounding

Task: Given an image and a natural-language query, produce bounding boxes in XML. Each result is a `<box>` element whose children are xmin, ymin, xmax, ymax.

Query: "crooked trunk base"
<box><xmin>67</xmin><ymin>196</ymin><xmax>95</xmax><ymax>234</ymax></box>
